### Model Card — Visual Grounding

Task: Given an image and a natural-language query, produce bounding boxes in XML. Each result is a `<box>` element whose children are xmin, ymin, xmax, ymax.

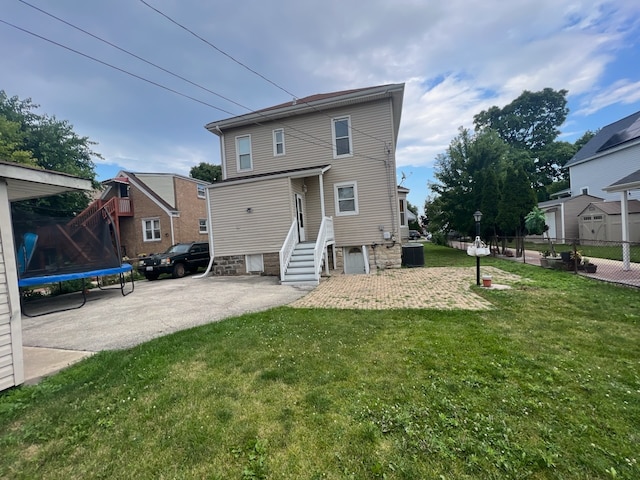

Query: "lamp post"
<box><xmin>473</xmin><ymin>210</ymin><xmax>483</xmax><ymax>286</ymax></box>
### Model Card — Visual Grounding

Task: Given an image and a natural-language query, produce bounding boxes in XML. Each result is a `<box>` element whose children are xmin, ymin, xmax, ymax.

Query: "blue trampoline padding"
<box><xmin>18</xmin><ymin>263</ymin><xmax>133</xmax><ymax>288</ymax></box>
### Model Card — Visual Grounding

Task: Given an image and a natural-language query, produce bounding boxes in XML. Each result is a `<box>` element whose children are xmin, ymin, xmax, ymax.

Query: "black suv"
<box><xmin>138</xmin><ymin>242</ymin><xmax>210</xmax><ymax>280</ymax></box>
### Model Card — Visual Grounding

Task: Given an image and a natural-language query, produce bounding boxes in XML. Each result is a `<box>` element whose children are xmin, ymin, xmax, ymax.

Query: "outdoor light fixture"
<box><xmin>246</xmin><ymin>207</ymin><xmax>253</xmax><ymax>214</ymax></box>
<box><xmin>474</xmin><ymin>210</ymin><xmax>482</xmax><ymax>286</ymax></box>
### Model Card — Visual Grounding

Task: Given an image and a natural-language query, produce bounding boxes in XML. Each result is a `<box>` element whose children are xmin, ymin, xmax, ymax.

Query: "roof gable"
<box><xmin>579</xmin><ymin>199</ymin><xmax>640</xmax><ymax>216</ymax></box>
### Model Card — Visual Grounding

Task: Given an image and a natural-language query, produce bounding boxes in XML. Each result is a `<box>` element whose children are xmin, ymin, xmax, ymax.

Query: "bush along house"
<box><xmin>204</xmin><ymin>83</ymin><xmax>406</xmax><ymax>285</ymax></box>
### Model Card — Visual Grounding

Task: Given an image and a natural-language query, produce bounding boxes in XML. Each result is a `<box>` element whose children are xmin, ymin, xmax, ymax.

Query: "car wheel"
<box><xmin>172</xmin><ymin>263</ymin><xmax>186</xmax><ymax>278</ymax></box>
<box><xmin>145</xmin><ymin>273</ymin><xmax>159</xmax><ymax>281</ymax></box>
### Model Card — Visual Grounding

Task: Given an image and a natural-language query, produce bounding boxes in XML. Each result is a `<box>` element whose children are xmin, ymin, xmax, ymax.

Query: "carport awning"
<box><xmin>1</xmin><ymin>161</ymin><xmax>92</xmax><ymax>201</ymax></box>
<box><xmin>603</xmin><ymin>168</ymin><xmax>640</xmax><ymax>193</ymax></box>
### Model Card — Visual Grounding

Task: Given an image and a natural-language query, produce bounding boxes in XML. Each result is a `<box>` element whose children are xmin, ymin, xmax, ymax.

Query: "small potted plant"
<box><xmin>582</xmin><ymin>257</ymin><xmax>597</xmax><ymax>274</ymax></box>
<box><xmin>571</xmin><ymin>250</ymin><xmax>584</xmax><ymax>270</ymax></box>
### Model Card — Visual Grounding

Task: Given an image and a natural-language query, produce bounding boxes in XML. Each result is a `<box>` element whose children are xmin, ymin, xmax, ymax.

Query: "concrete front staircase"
<box><xmin>281</xmin><ymin>242</ymin><xmax>318</xmax><ymax>286</ymax></box>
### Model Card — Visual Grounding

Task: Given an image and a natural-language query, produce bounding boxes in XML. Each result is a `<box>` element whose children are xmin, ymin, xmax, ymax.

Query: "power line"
<box><xmin>2</xmin><ymin>13</ymin><xmax>388</xmax><ymax>164</ymax></box>
<box><xmin>18</xmin><ymin>0</ymin><xmax>244</xmax><ymax>115</ymax></box>
<box><xmin>0</xmin><ymin>18</ymin><xmax>236</xmax><ymax>116</ymax></box>
<box><xmin>137</xmin><ymin>0</ymin><xmax>391</xmax><ymax>147</ymax></box>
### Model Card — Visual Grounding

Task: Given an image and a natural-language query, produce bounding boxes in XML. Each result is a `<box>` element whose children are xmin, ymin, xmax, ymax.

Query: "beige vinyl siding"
<box><xmin>223</xmin><ymin>99</ymin><xmax>395</xmax><ymax>179</ymax></box>
<box><xmin>0</xmin><ymin>228</ymin><xmax>17</xmax><ymax>391</ymax></box>
<box><xmin>134</xmin><ymin>174</ymin><xmax>176</xmax><ymax>208</ymax></box>
<box><xmin>221</xmin><ymin>98</ymin><xmax>399</xmax><ymax>247</ymax></box>
<box><xmin>209</xmin><ymin>177</ymin><xmax>293</xmax><ymax>256</ymax></box>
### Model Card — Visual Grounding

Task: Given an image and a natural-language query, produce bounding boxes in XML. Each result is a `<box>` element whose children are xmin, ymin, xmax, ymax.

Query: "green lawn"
<box><xmin>1</xmin><ymin>244</ymin><xmax>639</xmax><ymax>479</ymax></box>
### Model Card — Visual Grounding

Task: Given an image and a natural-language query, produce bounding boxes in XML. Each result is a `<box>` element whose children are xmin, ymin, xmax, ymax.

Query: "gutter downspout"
<box><xmin>170</xmin><ymin>214</ymin><xmax>176</xmax><ymax>245</ymax></box>
<box><xmin>217</xmin><ymin>126</ymin><xmax>227</xmax><ymax>180</ymax></box>
<box><xmin>195</xmin><ymin>186</ymin><xmax>215</xmax><ymax>278</ymax></box>
<box><xmin>560</xmin><ymin>202</ymin><xmax>566</xmax><ymax>243</ymax></box>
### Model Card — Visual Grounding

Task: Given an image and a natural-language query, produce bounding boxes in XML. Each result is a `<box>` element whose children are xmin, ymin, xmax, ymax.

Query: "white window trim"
<box><xmin>236</xmin><ymin>134</ymin><xmax>253</xmax><ymax>172</ymax></box>
<box><xmin>273</xmin><ymin>128</ymin><xmax>285</xmax><ymax>156</ymax></box>
<box><xmin>198</xmin><ymin>218</ymin><xmax>208</xmax><ymax>234</ymax></box>
<box><xmin>334</xmin><ymin>181</ymin><xmax>359</xmax><ymax>216</ymax></box>
<box><xmin>332</xmin><ymin>115</ymin><xmax>353</xmax><ymax>159</ymax></box>
<box><xmin>142</xmin><ymin>217</ymin><xmax>161</xmax><ymax>242</ymax></box>
<box><xmin>197</xmin><ymin>184</ymin><xmax>206</xmax><ymax>198</ymax></box>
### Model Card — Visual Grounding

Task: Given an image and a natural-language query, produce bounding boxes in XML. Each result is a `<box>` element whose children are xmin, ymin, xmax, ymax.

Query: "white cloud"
<box><xmin>575</xmin><ymin>80</ymin><xmax>640</xmax><ymax>115</ymax></box>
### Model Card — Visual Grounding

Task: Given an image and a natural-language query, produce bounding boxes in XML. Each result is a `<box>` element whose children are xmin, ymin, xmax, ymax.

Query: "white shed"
<box><xmin>0</xmin><ymin>161</ymin><xmax>91</xmax><ymax>392</ymax></box>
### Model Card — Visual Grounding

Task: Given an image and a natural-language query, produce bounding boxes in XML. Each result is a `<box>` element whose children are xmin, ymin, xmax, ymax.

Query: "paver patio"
<box><xmin>290</xmin><ymin>266</ymin><xmax>522</xmax><ymax>310</ymax></box>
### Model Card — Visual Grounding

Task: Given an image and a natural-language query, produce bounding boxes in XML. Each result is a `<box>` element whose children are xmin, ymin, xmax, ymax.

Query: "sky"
<box><xmin>2</xmin><ymin>0</ymin><xmax>640</xmax><ymax>214</ymax></box>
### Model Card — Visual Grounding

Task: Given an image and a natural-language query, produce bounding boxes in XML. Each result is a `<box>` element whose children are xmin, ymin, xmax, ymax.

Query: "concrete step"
<box><xmin>286</xmin><ymin>266</ymin><xmax>315</xmax><ymax>275</ymax></box>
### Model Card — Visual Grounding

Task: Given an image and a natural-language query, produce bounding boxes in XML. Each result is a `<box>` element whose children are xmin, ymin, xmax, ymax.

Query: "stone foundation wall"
<box><xmin>370</xmin><ymin>244</ymin><xmax>402</xmax><ymax>270</ymax></box>
<box><xmin>334</xmin><ymin>244</ymin><xmax>402</xmax><ymax>272</ymax></box>
<box><xmin>212</xmin><ymin>255</ymin><xmax>245</xmax><ymax>275</ymax></box>
<box><xmin>262</xmin><ymin>252</ymin><xmax>280</xmax><ymax>277</ymax></box>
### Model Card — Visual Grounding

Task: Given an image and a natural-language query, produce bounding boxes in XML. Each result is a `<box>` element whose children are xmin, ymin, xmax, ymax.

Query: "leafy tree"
<box><xmin>496</xmin><ymin>164</ymin><xmax>536</xmax><ymax>255</ymax></box>
<box><xmin>429</xmin><ymin>128</ymin><xmax>510</xmax><ymax>238</ymax></box>
<box><xmin>0</xmin><ymin>116</ymin><xmax>36</xmax><ymax>165</ymax></box>
<box><xmin>190</xmin><ymin>162</ymin><xmax>222</xmax><ymax>183</ymax></box>
<box><xmin>473</xmin><ymin>88</ymin><xmax>568</xmax><ymax>152</ymax></box>
<box><xmin>1</xmin><ymin>91</ymin><xmax>101</xmax><ymax>217</ymax></box>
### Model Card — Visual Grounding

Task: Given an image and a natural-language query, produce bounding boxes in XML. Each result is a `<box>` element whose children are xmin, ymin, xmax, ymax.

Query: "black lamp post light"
<box><xmin>466</xmin><ymin>210</ymin><xmax>490</xmax><ymax>286</ymax></box>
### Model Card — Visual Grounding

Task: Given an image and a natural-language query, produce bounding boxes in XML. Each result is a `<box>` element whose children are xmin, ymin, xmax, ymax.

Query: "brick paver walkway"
<box><xmin>290</xmin><ymin>266</ymin><xmax>521</xmax><ymax>310</ymax></box>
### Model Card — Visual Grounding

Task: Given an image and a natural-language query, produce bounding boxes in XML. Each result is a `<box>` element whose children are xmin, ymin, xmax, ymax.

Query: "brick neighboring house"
<box><xmin>87</xmin><ymin>171</ymin><xmax>211</xmax><ymax>258</ymax></box>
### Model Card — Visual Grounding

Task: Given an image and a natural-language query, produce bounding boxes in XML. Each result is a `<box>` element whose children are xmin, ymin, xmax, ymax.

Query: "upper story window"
<box><xmin>199</xmin><ymin>218</ymin><xmax>208</xmax><ymax>234</ymax></box>
<box><xmin>142</xmin><ymin>218</ymin><xmax>161</xmax><ymax>242</ymax></box>
<box><xmin>273</xmin><ymin>128</ymin><xmax>285</xmax><ymax>156</ymax></box>
<box><xmin>399</xmin><ymin>199</ymin><xmax>406</xmax><ymax>226</ymax></box>
<box><xmin>197</xmin><ymin>184</ymin><xmax>206</xmax><ymax>198</ymax></box>
<box><xmin>334</xmin><ymin>181</ymin><xmax>358</xmax><ymax>216</ymax></box>
<box><xmin>332</xmin><ymin>116</ymin><xmax>353</xmax><ymax>158</ymax></box>
<box><xmin>236</xmin><ymin>135</ymin><xmax>253</xmax><ymax>171</ymax></box>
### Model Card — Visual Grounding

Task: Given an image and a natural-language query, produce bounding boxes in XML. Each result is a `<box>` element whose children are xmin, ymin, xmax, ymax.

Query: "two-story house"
<box><xmin>203</xmin><ymin>83</ymin><xmax>405</xmax><ymax>285</ymax></box>
<box><xmin>89</xmin><ymin>172</ymin><xmax>211</xmax><ymax>258</ymax></box>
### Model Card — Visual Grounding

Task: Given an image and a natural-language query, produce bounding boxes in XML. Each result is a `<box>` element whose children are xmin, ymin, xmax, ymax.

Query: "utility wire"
<box><xmin>0</xmin><ymin>18</ymin><xmax>236</xmax><ymax>116</ymax></box>
<box><xmin>2</xmin><ymin>14</ymin><xmax>388</xmax><ymax>164</ymax></box>
<box><xmin>9</xmin><ymin>3</ymin><xmax>343</xmax><ymax>155</ymax></box>
<box><xmin>137</xmin><ymin>0</ymin><xmax>391</xmax><ymax>147</ymax></box>
<box><xmin>18</xmin><ymin>0</ymin><xmax>243</xmax><ymax>115</ymax></box>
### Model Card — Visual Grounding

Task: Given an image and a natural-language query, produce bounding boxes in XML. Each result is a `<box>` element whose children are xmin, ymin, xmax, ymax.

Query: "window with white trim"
<box><xmin>199</xmin><ymin>218</ymin><xmax>208</xmax><ymax>234</ymax></box>
<box><xmin>273</xmin><ymin>128</ymin><xmax>285</xmax><ymax>156</ymax></box>
<box><xmin>334</xmin><ymin>181</ymin><xmax>358</xmax><ymax>216</ymax></box>
<box><xmin>399</xmin><ymin>199</ymin><xmax>406</xmax><ymax>225</ymax></box>
<box><xmin>142</xmin><ymin>218</ymin><xmax>161</xmax><ymax>242</ymax></box>
<box><xmin>236</xmin><ymin>135</ymin><xmax>252</xmax><ymax>171</ymax></box>
<box><xmin>197</xmin><ymin>184</ymin><xmax>206</xmax><ymax>198</ymax></box>
<box><xmin>332</xmin><ymin>116</ymin><xmax>353</xmax><ymax>158</ymax></box>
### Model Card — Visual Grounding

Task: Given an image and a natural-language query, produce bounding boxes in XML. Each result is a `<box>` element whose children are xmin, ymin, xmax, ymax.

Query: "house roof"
<box><xmin>579</xmin><ymin>200</ymin><xmax>640</xmax><ymax>216</ymax></box>
<box><xmin>210</xmin><ymin>164</ymin><xmax>331</xmax><ymax>188</ymax></box>
<box><xmin>603</xmin><ymin>168</ymin><xmax>640</xmax><ymax>193</ymax></box>
<box><xmin>0</xmin><ymin>160</ymin><xmax>92</xmax><ymax>201</ymax></box>
<box><xmin>205</xmin><ymin>83</ymin><xmax>405</xmax><ymax>144</ymax></box>
<box><xmin>565</xmin><ymin>110</ymin><xmax>640</xmax><ymax>168</ymax></box>
<box><xmin>538</xmin><ymin>193</ymin><xmax>603</xmax><ymax>209</ymax></box>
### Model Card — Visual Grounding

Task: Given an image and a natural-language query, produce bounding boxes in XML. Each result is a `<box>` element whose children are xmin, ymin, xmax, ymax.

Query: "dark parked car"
<box><xmin>408</xmin><ymin>230</ymin><xmax>421</xmax><ymax>240</ymax></box>
<box><xmin>137</xmin><ymin>242</ymin><xmax>210</xmax><ymax>280</ymax></box>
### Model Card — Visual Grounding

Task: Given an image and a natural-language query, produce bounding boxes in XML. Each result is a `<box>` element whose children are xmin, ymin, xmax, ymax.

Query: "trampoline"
<box><xmin>14</xmin><ymin>205</ymin><xmax>135</xmax><ymax>317</ymax></box>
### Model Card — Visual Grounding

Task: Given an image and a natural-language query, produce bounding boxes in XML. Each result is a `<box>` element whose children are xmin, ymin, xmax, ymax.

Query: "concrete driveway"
<box><xmin>21</xmin><ymin>275</ymin><xmax>310</xmax><ymax>383</ymax></box>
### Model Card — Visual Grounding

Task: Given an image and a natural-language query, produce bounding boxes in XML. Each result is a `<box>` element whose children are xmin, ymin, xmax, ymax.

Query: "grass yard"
<box><xmin>1</xmin><ymin>244</ymin><xmax>639</xmax><ymax>479</ymax></box>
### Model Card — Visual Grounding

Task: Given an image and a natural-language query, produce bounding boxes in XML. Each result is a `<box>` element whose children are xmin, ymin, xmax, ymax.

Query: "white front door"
<box><xmin>295</xmin><ymin>193</ymin><xmax>305</xmax><ymax>242</ymax></box>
